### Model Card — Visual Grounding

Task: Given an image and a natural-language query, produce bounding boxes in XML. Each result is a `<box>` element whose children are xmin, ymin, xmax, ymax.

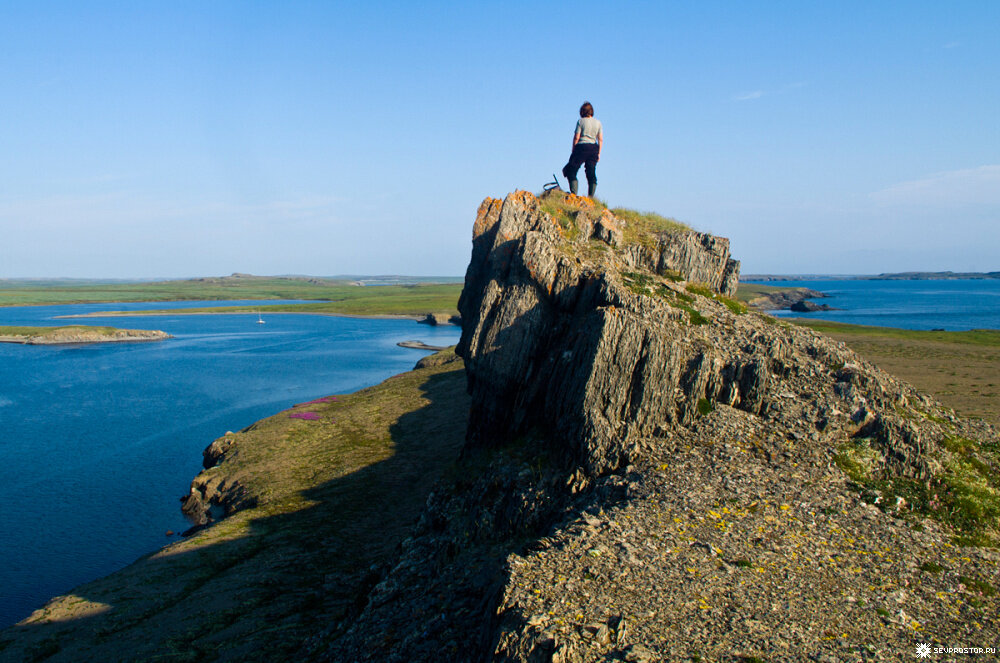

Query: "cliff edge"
<box><xmin>315</xmin><ymin>191</ymin><xmax>999</xmax><ymax>662</ymax></box>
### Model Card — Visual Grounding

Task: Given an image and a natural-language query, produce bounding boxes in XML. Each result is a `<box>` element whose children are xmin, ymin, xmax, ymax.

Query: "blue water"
<box><xmin>0</xmin><ymin>302</ymin><xmax>461</xmax><ymax>627</ymax></box>
<box><xmin>756</xmin><ymin>279</ymin><xmax>1000</xmax><ymax>331</ymax></box>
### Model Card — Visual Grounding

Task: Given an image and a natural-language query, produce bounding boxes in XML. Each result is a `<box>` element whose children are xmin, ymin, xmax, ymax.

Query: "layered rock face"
<box><xmin>319</xmin><ymin>191</ymin><xmax>997</xmax><ymax>662</ymax></box>
<box><xmin>456</xmin><ymin>192</ymin><xmax>909</xmax><ymax>476</ymax></box>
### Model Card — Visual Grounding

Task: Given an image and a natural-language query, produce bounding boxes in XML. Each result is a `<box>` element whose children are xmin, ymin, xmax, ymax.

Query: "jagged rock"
<box><xmin>456</xmin><ymin>192</ymin><xmax>863</xmax><ymax>475</ymax></box>
<box><xmin>790</xmin><ymin>299</ymin><xmax>834</xmax><ymax>312</ymax></box>
<box><xmin>418</xmin><ymin>312</ymin><xmax>461</xmax><ymax>326</ymax></box>
<box><xmin>314</xmin><ymin>191</ymin><xmax>999</xmax><ymax>662</ymax></box>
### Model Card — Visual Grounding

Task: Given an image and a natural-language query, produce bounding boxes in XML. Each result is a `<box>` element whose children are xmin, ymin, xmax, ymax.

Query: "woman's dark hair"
<box><xmin>579</xmin><ymin>102</ymin><xmax>594</xmax><ymax>118</ymax></box>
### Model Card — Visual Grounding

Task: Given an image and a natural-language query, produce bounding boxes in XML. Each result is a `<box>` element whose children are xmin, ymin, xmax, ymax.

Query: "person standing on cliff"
<box><xmin>562</xmin><ymin>101</ymin><xmax>603</xmax><ymax>197</ymax></box>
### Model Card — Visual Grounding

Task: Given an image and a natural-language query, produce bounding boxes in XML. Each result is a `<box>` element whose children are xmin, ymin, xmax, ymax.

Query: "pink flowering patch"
<box><xmin>289</xmin><ymin>412</ymin><xmax>321</xmax><ymax>421</ymax></box>
<box><xmin>294</xmin><ymin>396</ymin><xmax>339</xmax><ymax>407</ymax></box>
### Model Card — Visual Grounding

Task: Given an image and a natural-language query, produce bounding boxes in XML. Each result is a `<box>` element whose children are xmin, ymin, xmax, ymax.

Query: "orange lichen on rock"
<box><xmin>507</xmin><ymin>190</ymin><xmax>539</xmax><ymax>208</ymax></box>
<box><xmin>563</xmin><ymin>193</ymin><xmax>596</xmax><ymax>209</ymax></box>
<box><xmin>473</xmin><ymin>197</ymin><xmax>502</xmax><ymax>240</ymax></box>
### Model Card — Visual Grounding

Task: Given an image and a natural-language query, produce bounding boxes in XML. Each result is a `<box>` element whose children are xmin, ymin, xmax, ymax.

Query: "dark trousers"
<box><xmin>562</xmin><ymin>142</ymin><xmax>599</xmax><ymax>194</ymax></box>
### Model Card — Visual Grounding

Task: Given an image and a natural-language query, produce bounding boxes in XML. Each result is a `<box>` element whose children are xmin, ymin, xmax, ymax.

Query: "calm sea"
<box><xmin>0</xmin><ymin>301</ymin><xmax>461</xmax><ymax>628</ymax></box>
<box><xmin>758</xmin><ymin>279</ymin><xmax>1000</xmax><ymax>330</ymax></box>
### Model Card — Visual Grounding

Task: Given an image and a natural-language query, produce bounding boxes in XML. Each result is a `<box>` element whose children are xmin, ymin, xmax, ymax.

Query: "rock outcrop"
<box><xmin>5</xmin><ymin>191</ymin><xmax>996</xmax><ymax>663</ymax></box>
<box><xmin>314</xmin><ymin>191</ymin><xmax>999</xmax><ymax>662</ymax></box>
<box><xmin>744</xmin><ymin>286</ymin><xmax>830</xmax><ymax>311</ymax></box>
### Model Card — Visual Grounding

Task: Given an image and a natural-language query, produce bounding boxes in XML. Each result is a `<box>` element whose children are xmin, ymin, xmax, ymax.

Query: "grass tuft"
<box><xmin>835</xmin><ymin>436</ymin><xmax>1000</xmax><ymax>546</ymax></box>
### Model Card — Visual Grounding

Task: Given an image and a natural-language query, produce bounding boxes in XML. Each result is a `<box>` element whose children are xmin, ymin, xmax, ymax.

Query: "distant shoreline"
<box><xmin>743</xmin><ymin>271</ymin><xmax>999</xmax><ymax>282</ymax></box>
<box><xmin>55</xmin><ymin>309</ymin><xmax>462</xmax><ymax>326</ymax></box>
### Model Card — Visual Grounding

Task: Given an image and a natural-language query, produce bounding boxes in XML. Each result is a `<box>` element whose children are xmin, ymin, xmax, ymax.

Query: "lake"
<box><xmin>757</xmin><ymin>279</ymin><xmax>1000</xmax><ymax>331</ymax></box>
<box><xmin>0</xmin><ymin>302</ymin><xmax>461</xmax><ymax>628</ymax></box>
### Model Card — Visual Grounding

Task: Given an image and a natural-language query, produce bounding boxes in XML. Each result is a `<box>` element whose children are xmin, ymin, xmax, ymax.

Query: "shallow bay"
<box><xmin>760</xmin><ymin>278</ymin><xmax>1000</xmax><ymax>330</ymax></box>
<box><xmin>0</xmin><ymin>301</ymin><xmax>461</xmax><ymax>627</ymax></box>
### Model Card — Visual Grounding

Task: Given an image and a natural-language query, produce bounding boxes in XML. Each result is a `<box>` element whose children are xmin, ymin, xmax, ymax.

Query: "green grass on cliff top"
<box><xmin>538</xmin><ymin>191</ymin><xmax>691</xmax><ymax>247</ymax></box>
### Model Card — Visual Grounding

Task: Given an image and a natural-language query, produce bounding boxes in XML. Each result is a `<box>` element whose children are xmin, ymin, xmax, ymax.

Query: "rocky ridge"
<box><xmin>311</xmin><ymin>191</ymin><xmax>999</xmax><ymax>662</ymax></box>
<box><xmin>3</xmin><ymin>191</ymin><xmax>996</xmax><ymax>663</ymax></box>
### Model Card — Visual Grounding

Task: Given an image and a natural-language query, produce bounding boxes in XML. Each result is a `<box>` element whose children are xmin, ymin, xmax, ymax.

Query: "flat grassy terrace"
<box><xmin>0</xmin><ymin>276</ymin><xmax>462</xmax><ymax>319</ymax></box>
<box><xmin>791</xmin><ymin>319</ymin><xmax>1000</xmax><ymax>425</ymax></box>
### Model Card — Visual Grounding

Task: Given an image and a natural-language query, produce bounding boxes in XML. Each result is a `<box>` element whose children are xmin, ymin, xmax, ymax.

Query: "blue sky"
<box><xmin>1</xmin><ymin>1</ymin><xmax>997</xmax><ymax>278</ymax></box>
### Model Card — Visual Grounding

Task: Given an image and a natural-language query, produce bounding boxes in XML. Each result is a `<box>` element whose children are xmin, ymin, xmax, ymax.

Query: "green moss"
<box><xmin>658</xmin><ymin>268</ymin><xmax>684</xmax><ymax>282</ymax></box>
<box><xmin>622</xmin><ymin>272</ymin><xmax>654</xmax><ymax>295</ymax></box>
<box><xmin>940</xmin><ymin>456</ymin><xmax>1000</xmax><ymax>531</ymax></box>
<box><xmin>834</xmin><ymin>438</ymin><xmax>881</xmax><ymax>483</ymax></box>
<box><xmin>943</xmin><ymin>435</ymin><xmax>976</xmax><ymax>455</ymax></box>
<box><xmin>835</xmin><ymin>436</ymin><xmax>1000</xmax><ymax>546</ymax></box>
<box><xmin>697</xmin><ymin>398</ymin><xmax>715</xmax><ymax>416</ymax></box>
<box><xmin>959</xmin><ymin>575</ymin><xmax>996</xmax><ymax>596</ymax></box>
<box><xmin>733</xmin><ymin>559</ymin><xmax>753</xmax><ymax>568</ymax></box>
<box><xmin>875</xmin><ymin>607</ymin><xmax>891</xmax><ymax>617</ymax></box>
<box><xmin>919</xmin><ymin>561</ymin><xmax>945</xmax><ymax>573</ymax></box>
<box><xmin>684</xmin><ymin>283</ymin><xmax>747</xmax><ymax>315</ymax></box>
<box><xmin>679</xmin><ymin>304</ymin><xmax>709</xmax><ymax>325</ymax></box>
<box><xmin>720</xmin><ymin>297</ymin><xmax>748</xmax><ymax>315</ymax></box>
<box><xmin>685</xmin><ymin>283</ymin><xmax>715</xmax><ymax>298</ymax></box>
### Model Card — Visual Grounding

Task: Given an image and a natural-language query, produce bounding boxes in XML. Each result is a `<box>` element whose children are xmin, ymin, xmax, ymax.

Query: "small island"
<box><xmin>0</xmin><ymin>325</ymin><xmax>172</xmax><ymax>345</ymax></box>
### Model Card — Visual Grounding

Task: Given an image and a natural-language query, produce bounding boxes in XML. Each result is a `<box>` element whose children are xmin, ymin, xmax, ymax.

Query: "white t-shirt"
<box><xmin>575</xmin><ymin>117</ymin><xmax>603</xmax><ymax>144</ymax></box>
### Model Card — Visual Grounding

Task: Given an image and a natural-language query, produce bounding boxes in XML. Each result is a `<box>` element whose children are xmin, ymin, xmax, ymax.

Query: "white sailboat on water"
<box><xmin>256</xmin><ymin>309</ymin><xmax>265</xmax><ymax>324</ymax></box>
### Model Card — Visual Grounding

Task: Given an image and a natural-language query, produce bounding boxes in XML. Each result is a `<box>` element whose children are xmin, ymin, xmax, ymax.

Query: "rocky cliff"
<box><xmin>3</xmin><ymin>192</ymin><xmax>997</xmax><ymax>663</ymax></box>
<box><xmin>313</xmin><ymin>191</ymin><xmax>999</xmax><ymax>662</ymax></box>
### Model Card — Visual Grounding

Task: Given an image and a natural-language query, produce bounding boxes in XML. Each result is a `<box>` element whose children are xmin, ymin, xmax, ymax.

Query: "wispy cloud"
<box><xmin>733</xmin><ymin>90</ymin><xmax>764</xmax><ymax>101</ymax></box>
<box><xmin>870</xmin><ymin>165</ymin><xmax>1000</xmax><ymax>206</ymax></box>
<box><xmin>943</xmin><ymin>41</ymin><xmax>961</xmax><ymax>49</ymax></box>
<box><xmin>732</xmin><ymin>82</ymin><xmax>807</xmax><ymax>102</ymax></box>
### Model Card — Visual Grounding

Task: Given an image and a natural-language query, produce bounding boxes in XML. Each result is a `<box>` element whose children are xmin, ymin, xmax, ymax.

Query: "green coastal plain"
<box><xmin>0</xmin><ymin>276</ymin><xmax>996</xmax><ymax>424</ymax></box>
<box><xmin>0</xmin><ymin>276</ymin><xmax>463</xmax><ymax>319</ymax></box>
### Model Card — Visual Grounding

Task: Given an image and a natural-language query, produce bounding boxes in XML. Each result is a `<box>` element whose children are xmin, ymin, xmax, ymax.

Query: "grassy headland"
<box><xmin>0</xmin><ymin>350</ymin><xmax>469</xmax><ymax>661</ymax></box>
<box><xmin>0</xmin><ymin>325</ymin><xmax>170</xmax><ymax>345</ymax></box>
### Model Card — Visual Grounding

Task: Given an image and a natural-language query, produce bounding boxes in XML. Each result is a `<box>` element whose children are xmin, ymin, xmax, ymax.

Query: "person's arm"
<box><xmin>597</xmin><ymin>133</ymin><xmax>602</xmax><ymax>161</ymax></box>
<box><xmin>572</xmin><ymin>131</ymin><xmax>580</xmax><ymax>149</ymax></box>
